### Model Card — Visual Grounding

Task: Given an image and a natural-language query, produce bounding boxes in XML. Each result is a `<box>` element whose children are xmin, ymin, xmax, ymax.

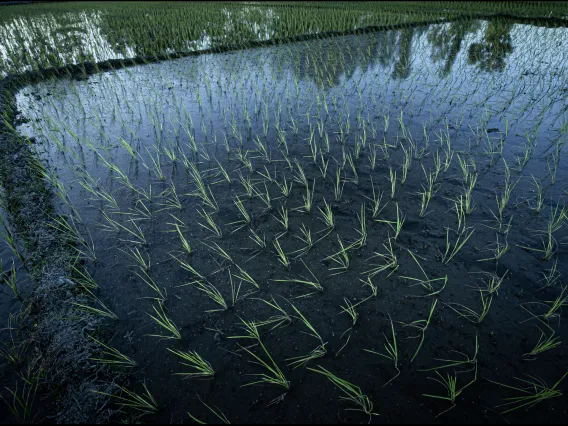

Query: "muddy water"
<box><xmin>13</xmin><ymin>20</ymin><xmax>568</xmax><ymax>423</ymax></box>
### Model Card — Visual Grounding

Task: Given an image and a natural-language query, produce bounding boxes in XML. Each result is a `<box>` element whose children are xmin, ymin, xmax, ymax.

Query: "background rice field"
<box><xmin>1</xmin><ymin>1</ymin><xmax>568</xmax><ymax>424</ymax></box>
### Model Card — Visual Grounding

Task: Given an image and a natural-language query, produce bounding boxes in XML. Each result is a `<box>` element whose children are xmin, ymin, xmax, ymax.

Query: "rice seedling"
<box><xmin>526</xmin><ymin>175</ymin><xmax>545</xmax><ymax>213</ymax></box>
<box><xmin>400</xmin><ymin>298</ymin><xmax>438</xmax><ymax>363</ymax></box>
<box><xmin>100</xmin><ymin>212</ymin><xmax>147</xmax><ymax>245</ymax></box>
<box><xmin>418</xmin><ymin>166</ymin><xmax>438</xmax><ymax>217</ymax></box>
<box><xmin>1</xmin><ymin>366</ymin><xmax>41</xmax><ymax>423</ymax></box>
<box><xmin>522</xmin><ymin>327</ymin><xmax>561</xmax><ymax>360</ymax></box>
<box><xmin>444</xmin><ymin>290</ymin><xmax>492</xmax><ymax>324</ymax></box>
<box><xmin>187</xmin><ymin>394</ymin><xmax>230</xmax><ymax>424</ymax></box>
<box><xmin>542</xmin><ymin>286</ymin><xmax>568</xmax><ymax>321</ymax></box>
<box><xmin>477</xmin><ymin>233</ymin><xmax>509</xmax><ymax>263</ymax></box>
<box><xmin>307</xmin><ymin>366</ymin><xmax>377</xmax><ymax>421</ymax></box>
<box><xmin>538</xmin><ymin>259</ymin><xmax>560</xmax><ymax>290</ymax></box>
<box><xmin>228</xmin><ymin>196</ymin><xmax>251</xmax><ymax>233</ymax></box>
<box><xmin>173</xmin><ymin>222</ymin><xmax>192</xmax><ymax>256</ymax></box>
<box><xmin>88</xmin><ymin>335</ymin><xmax>137</xmax><ymax>367</ymax></box>
<box><xmin>400</xmin><ymin>144</ymin><xmax>412</xmax><ymax>185</ymax></box>
<box><xmin>135</xmin><ymin>269</ymin><xmax>166</xmax><ymax>302</ymax></box>
<box><xmin>255</xmin><ymin>295</ymin><xmax>292</xmax><ymax>330</ymax></box>
<box><xmin>273</xmin><ymin>259</ymin><xmax>323</xmax><ymax>297</ymax></box>
<box><xmin>346</xmin><ymin>153</ymin><xmax>359</xmax><ymax>185</ymax></box>
<box><xmin>318</xmin><ymin>151</ymin><xmax>329</xmax><ymax>179</ymax></box>
<box><xmin>233</xmin><ymin>264</ymin><xmax>260</xmax><ymax>290</ymax></box>
<box><xmin>121</xmin><ymin>246</ymin><xmax>150</xmax><ymax>272</ymax></box>
<box><xmin>375</xmin><ymin>203</ymin><xmax>405</xmax><ymax>240</ymax></box>
<box><xmin>71</xmin><ymin>286</ymin><xmax>118</xmax><ymax>320</ymax></box>
<box><xmin>364</xmin><ymin>315</ymin><xmax>399</xmax><ymax>386</ymax></box>
<box><xmin>340</xmin><ymin>298</ymin><xmax>359</xmax><ymax>328</ymax></box>
<box><xmin>290</xmin><ymin>224</ymin><xmax>317</xmax><ymax>257</ymax></box>
<box><xmin>236</xmin><ymin>171</ymin><xmax>255</xmax><ymax>200</ymax></box>
<box><xmin>294</xmin><ymin>179</ymin><xmax>315</xmax><ymax>214</ymax></box>
<box><xmin>147</xmin><ymin>301</ymin><xmax>182</xmax><ymax>340</ymax></box>
<box><xmin>167</xmin><ymin>348</ymin><xmax>215</xmax><ymax>379</ymax></box>
<box><xmin>272</xmin><ymin>205</ymin><xmax>289</xmax><ymax>236</ymax></box>
<box><xmin>229</xmin><ymin>319</ymin><xmax>290</xmax><ymax>391</ymax></box>
<box><xmin>420</xmin><ymin>334</ymin><xmax>478</xmax><ymax>372</ymax></box>
<box><xmin>276</xmin><ymin>173</ymin><xmax>293</xmax><ymax>198</ymax></box>
<box><xmin>325</xmin><ymin>235</ymin><xmax>350</xmax><ymax>275</ymax></box>
<box><xmin>157</xmin><ymin>183</ymin><xmax>183</xmax><ymax>211</ymax></box>
<box><xmin>197</xmin><ymin>208</ymin><xmax>223</xmax><ymax>239</ymax></box>
<box><xmin>353</xmin><ymin>203</ymin><xmax>367</xmax><ymax>248</ymax></box>
<box><xmin>203</xmin><ymin>241</ymin><xmax>234</xmax><ymax>265</ymax></box>
<box><xmin>486</xmin><ymin>372</ymin><xmax>568</xmax><ymax>414</ymax></box>
<box><xmin>423</xmin><ymin>366</ymin><xmax>477</xmax><ymax>417</ymax></box>
<box><xmin>285</xmin><ymin>302</ymin><xmax>327</xmax><ymax>368</ymax></box>
<box><xmin>172</xmin><ymin>254</ymin><xmax>205</xmax><ymax>282</ymax></box>
<box><xmin>192</xmin><ymin>280</ymin><xmax>229</xmax><ymax>312</ymax></box>
<box><xmin>293</xmin><ymin>159</ymin><xmax>309</xmax><ymax>188</ymax></box>
<box><xmin>254</xmin><ymin>182</ymin><xmax>273</xmax><ymax>212</ymax></box>
<box><xmin>0</xmin><ymin>314</ymin><xmax>27</xmax><ymax>367</ymax></box>
<box><xmin>441</xmin><ymin>226</ymin><xmax>475</xmax><ymax>264</ymax></box>
<box><xmin>400</xmin><ymin>249</ymin><xmax>447</xmax><ymax>296</ymax></box>
<box><xmin>333</xmin><ymin>166</ymin><xmax>345</xmax><ymax>202</ymax></box>
<box><xmin>388</xmin><ymin>166</ymin><xmax>397</xmax><ymax>199</ymax></box>
<box><xmin>364</xmin><ymin>177</ymin><xmax>387</xmax><ymax>220</ymax></box>
<box><xmin>364</xmin><ymin>237</ymin><xmax>398</xmax><ymax>279</ymax></box>
<box><xmin>318</xmin><ymin>198</ymin><xmax>335</xmax><ymax>230</ymax></box>
<box><xmin>94</xmin><ymin>381</ymin><xmax>158</xmax><ymax>415</ymax></box>
<box><xmin>473</xmin><ymin>270</ymin><xmax>508</xmax><ymax>296</ymax></box>
<box><xmin>0</xmin><ymin>260</ymin><xmax>20</xmax><ymax>300</ymax></box>
<box><xmin>273</xmin><ymin>238</ymin><xmax>291</xmax><ymax>269</ymax></box>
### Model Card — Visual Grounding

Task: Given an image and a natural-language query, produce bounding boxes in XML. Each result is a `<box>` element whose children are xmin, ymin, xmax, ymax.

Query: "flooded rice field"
<box><xmin>9</xmin><ymin>18</ymin><xmax>568</xmax><ymax>423</ymax></box>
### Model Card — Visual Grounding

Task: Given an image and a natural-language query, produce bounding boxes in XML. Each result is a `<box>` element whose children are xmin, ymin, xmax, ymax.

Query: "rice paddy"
<box><xmin>1</xmin><ymin>1</ymin><xmax>568</xmax><ymax>424</ymax></box>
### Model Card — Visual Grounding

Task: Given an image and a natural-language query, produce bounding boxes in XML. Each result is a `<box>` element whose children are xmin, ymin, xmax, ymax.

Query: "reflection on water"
<box><xmin>468</xmin><ymin>21</ymin><xmax>514</xmax><ymax>71</ymax></box>
<box><xmin>0</xmin><ymin>11</ymin><xmax>136</xmax><ymax>76</ymax></box>
<box><xmin>0</xmin><ymin>2</ymin><xmax>560</xmax><ymax>79</ymax></box>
